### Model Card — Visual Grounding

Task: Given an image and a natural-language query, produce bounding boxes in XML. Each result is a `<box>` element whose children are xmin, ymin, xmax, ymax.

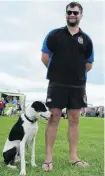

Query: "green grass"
<box><xmin>0</xmin><ymin>116</ymin><xmax>104</xmax><ymax>176</ymax></box>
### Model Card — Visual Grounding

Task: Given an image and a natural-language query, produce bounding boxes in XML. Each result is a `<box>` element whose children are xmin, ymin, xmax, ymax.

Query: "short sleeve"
<box><xmin>41</xmin><ymin>30</ymin><xmax>56</xmax><ymax>55</ymax></box>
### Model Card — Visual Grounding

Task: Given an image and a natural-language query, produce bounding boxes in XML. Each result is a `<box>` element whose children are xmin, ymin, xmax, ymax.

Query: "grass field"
<box><xmin>0</xmin><ymin>116</ymin><xmax>104</xmax><ymax>176</ymax></box>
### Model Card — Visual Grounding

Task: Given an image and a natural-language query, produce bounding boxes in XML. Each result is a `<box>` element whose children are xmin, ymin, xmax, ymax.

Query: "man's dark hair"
<box><xmin>66</xmin><ymin>2</ymin><xmax>83</xmax><ymax>14</ymax></box>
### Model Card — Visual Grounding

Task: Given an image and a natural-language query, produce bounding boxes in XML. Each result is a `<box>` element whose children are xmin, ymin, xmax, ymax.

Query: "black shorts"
<box><xmin>46</xmin><ymin>81</ymin><xmax>87</xmax><ymax>109</ymax></box>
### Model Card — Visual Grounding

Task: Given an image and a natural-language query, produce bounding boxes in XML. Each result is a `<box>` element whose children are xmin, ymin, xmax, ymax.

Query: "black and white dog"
<box><xmin>3</xmin><ymin>101</ymin><xmax>51</xmax><ymax>176</ymax></box>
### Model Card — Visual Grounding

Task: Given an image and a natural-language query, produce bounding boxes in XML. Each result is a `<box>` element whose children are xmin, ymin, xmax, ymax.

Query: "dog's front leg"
<box><xmin>30</xmin><ymin>137</ymin><xmax>37</xmax><ymax>167</ymax></box>
<box><xmin>19</xmin><ymin>138</ymin><xmax>26</xmax><ymax>176</ymax></box>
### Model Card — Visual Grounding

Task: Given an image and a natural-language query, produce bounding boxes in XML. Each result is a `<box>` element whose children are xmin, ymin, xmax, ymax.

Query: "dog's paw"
<box><xmin>7</xmin><ymin>164</ymin><xmax>17</xmax><ymax>169</ymax></box>
<box><xmin>31</xmin><ymin>163</ymin><xmax>37</xmax><ymax>167</ymax></box>
<box><xmin>19</xmin><ymin>170</ymin><xmax>26</xmax><ymax>176</ymax></box>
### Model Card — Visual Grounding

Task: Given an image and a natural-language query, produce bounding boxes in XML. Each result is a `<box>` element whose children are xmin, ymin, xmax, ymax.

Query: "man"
<box><xmin>0</xmin><ymin>98</ymin><xmax>5</xmax><ymax>116</ymax></box>
<box><xmin>1</xmin><ymin>97</ymin><xmax>6</xmax><ymax>116</ymax></box>
<box><xmin>12</xmin><ymin>97</ymin><xmax>17</xmax><ymax>105</ymax></box>
<box><xmin>41</xmin><ymin>2</ymin><xmax>94</xmax><ymax>171</ymax></box>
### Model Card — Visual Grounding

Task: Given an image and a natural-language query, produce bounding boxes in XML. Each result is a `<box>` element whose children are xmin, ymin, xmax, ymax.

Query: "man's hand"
<box><xmin>41</xmin><ymin>52</ymin><xmax>51</xmax><ymax>68</ymax></box>
<box><xmin>86</xmin><ymin>63</ymin><xmax>93</xmax><ymax>72</ymax></box>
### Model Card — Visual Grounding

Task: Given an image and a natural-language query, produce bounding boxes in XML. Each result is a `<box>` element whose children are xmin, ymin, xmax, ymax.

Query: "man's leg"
<box><xmin>42</xmin><ymin>108</ymin><xmax>62</xmax><ymax>171</ymax></box>
<box><xmin>67</xmin><ymin>109</ymin><xmax>80</xmax><ymax>161</ymax></box>
<box><xmin>67</xmin><ymin>109</ymin><xmax>88</xmax><ymax>166</ymax></box>
<box><xmin>42</xmin><ymin>81</ymin><xmax>68</xmax><ymax>171</ymax></box>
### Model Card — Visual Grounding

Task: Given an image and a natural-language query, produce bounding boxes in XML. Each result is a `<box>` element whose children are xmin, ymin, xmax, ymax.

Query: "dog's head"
<box><xmin>31</xmin><ymin>101</ymin><xmax>51</xmax><ymax>119</ymax></box>
<box><xmin>25</xmin><ymin>101</ymin><xmax>51</xmax><ymax>121</ymax></box>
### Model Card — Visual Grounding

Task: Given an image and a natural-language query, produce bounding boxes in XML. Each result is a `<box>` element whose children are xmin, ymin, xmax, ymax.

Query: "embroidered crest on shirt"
<box><xmin>78</xmin><ymin>37</ymin><xmax>83</xmax><ymax>44</ymax></box>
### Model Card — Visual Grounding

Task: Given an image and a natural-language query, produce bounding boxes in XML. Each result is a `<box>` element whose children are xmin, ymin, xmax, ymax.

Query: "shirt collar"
<box><xmin>64</xmin><ymin>26</ymin><xmax>83</xmax><ymax>35</ymax></box>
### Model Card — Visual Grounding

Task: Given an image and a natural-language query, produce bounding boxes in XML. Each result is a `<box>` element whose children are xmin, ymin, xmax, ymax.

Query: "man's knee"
<box><xmin>49</xmin><ymin>108</ymin><xmax>61</xmax><ymax>123</ymax></box>
<box><xmin>67</xmin><ymin>109</ymin><xmax>80</xmax><ymax>125</ymax></box>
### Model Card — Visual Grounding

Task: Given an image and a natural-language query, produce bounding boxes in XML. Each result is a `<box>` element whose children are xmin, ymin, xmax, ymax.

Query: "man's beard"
<box><xmin>67</xmin><ymin>19</ymin><xmax>80</xmax><ymax>27</ymax></box>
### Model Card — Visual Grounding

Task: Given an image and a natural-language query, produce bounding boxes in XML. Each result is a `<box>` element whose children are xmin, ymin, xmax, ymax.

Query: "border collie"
<box><xmin>3</xmin><ymin>101</ymin><xmax>51</xmax><ymax>176</ymax></box>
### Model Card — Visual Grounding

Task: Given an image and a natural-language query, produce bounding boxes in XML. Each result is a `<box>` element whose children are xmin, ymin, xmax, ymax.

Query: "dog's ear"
<box><xmin>31</xmin><ymin>101</ymin><xmax>40</xmax><ymax>112</ymax></box>
<box><xmin>31</xmin><ymin>101</ymin><xmax>47</xmax><ymax>112</ymax></box>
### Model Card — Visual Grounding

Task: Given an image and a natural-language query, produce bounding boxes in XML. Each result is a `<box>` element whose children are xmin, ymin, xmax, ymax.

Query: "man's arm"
<box><xmin>41</xmin><ymin>29</ymin><xmax>55</xmax><ymax>68</ymax></box>
<box><xmin>85</xmin><ymin>36</ymin><xmax>94</xmax><ymax>72</ymax></box>
<box><xmin>86</xmin><ymin>62</ymin><xmax>93</xmax><ymax>72</ymax></box>
<box><xmin>41</xmin><ymin>52</ymin><xmax>51</xmax><ymax>68</ymax></box>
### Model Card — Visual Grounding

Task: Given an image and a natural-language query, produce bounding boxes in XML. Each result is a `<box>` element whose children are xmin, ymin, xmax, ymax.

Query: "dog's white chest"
<box><xmin>24</xmin><ymin>122</ymin><xmax>38</xmax><ymax>143</ymax></box>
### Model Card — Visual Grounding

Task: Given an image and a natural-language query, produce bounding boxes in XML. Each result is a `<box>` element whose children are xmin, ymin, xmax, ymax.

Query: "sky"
<box><xmin>0</xmin><ymin>0</ymin><xmax>104</xmax><ymax>106</ymax></box>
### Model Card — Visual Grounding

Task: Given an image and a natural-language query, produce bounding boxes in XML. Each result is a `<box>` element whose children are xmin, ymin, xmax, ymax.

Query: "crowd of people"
<box><xmin>81</xmin><ymin>106</ymin><xmax>104</xmax><ymax>117</ymax></box>
<box><xmin>0</xmin><ymin>96</ymin><xmax>22</xmax><ymax>116</ymax></box>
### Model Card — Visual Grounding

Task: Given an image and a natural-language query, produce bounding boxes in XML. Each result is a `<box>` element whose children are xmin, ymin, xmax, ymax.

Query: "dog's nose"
<box><xmin>48</xmin><ymin>112</ymin><xmax>52</xmax><ymax>118</ymax></box>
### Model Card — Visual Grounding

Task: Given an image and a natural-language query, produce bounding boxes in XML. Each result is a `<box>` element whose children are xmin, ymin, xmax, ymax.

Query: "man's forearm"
<box><xmin>86</xmin><ymin>63</ymin><xmax>93</xmax><ymax>72</ymax></box>
<box><xmin>42</xmin><ymin>60</ymin><xmax>48</xmax><ymax>68</ymax></box>
<box><xmin>41</xmin><ymin>52</ymin><xmax>50</xmax><ymax>68</ymax></box>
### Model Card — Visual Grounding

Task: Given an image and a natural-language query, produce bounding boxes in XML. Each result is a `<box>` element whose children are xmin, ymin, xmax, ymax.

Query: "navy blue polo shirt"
<box><xmin>41</xmin><ymin>26</ymin><xmax>94</xmax><ymax>86</ymax></box>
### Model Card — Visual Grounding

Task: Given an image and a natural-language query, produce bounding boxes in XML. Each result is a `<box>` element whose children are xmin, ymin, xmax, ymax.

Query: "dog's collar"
<box><xmin>24</xmin><ymin>114</ymin><xmax>37</xmax><ymax>123</ymax></box>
